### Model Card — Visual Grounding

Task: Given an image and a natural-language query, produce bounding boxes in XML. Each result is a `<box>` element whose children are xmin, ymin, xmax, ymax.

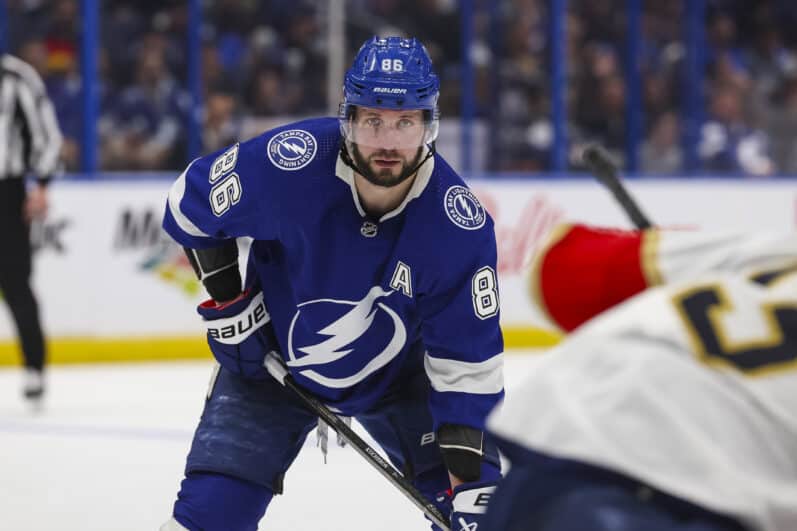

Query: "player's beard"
<box><xmin>350</xmin><ymin>143</ymin><xmax>424</xmax><ymax>188</ymax></box>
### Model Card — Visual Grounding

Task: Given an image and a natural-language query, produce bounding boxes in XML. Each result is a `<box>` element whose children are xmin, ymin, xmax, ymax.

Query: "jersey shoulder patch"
<box><xmin>443</xmin><ymin>185</ymin><xmax>487</xmax><ymax>230</ymax></box>
<box><xmin>266</xmin><ymin>129</ymin><xmax>318</xmax><ymax>171</ymax></box>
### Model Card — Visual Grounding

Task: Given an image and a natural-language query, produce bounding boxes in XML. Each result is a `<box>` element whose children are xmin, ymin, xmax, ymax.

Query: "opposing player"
<box><xmin>483</xmin><ymin>236</ymin><xmax>797</xmax><ymax>531</ymax></box>
<box><xmin>160</xmin><ymin>37</ymin><xmax>503</xmax><ymax>530</ymax></box>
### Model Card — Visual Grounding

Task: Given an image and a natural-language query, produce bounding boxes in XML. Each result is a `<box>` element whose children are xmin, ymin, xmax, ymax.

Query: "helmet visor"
<box><xmin>339</xmin><ymin>104</ymin><xmax>439</xmax><ymax>150</ymax></box>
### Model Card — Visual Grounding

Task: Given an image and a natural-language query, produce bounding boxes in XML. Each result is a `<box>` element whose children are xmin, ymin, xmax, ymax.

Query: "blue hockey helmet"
<box><xmin>340</xmin><ymin>36</ymin><xmax>440</xmax><ymax>147</ymax></box>
<box><xmin>342</xmin><ymin>36</ymin><xmax>439</xmax><ymax>111</ymax></box>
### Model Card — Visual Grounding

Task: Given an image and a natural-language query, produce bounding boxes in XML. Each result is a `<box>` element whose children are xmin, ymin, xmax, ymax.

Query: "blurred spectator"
<box><xmin>578</xmin><ymin>0</ymin><xmax>623</xmax><ymax>45</ymax></box>
<box><xmin>641</xmin><ymin>111</ymin><xmax>682</xmax><ymax>174</ymax></box>
<box><xmin>247</xmin><ymin>63</ymin><xmax>300</xmax><ymax>116</ymax></box>
<box><xmin>208</xmin><ymin>0</ymin><xmax>254</xmax><ymax>77</ymax></box>
<box><xmin>211</xmin><ymin>0</ymin><xmax>256</xmax><ymax>36</ymax></box>
<box><xmin>643</xmin><ymin>72</ymin><xmax>676</xmax><ymax>123</ymax></box>
<box><xmin>498</xmin><ymin>80</ymin><xmax>552</xmax><ymax>171</ymax></box>
<box><xmin>705</xmin><ymin>9</ymin><xmax>749</xmax><ymax>86</ymax></box>
<box><xmin>576</xmin><ymin>71</ymin><xmax>627</xmax><ymax>163</ymax></box>
<box><xmin>406</xmin><ymin>0</ymin><xmax>460</xmax><ymax>66</ymax></box>
<box><xmin>762</xmin><ymin>75</ymin><xmax>797</xmax><ymax>173</ymax></box>
<box><xmin>698</xmin><ymin>83</ymin><xmax>774</xmax><ymax>175</ymax></box>
<box><xmin>201</xmin><ymin>42</ymin><xmax>229</xmax><ymax>96</ymax></box>
<box><xmin>281</xmin><ymin>3</ymin><xmax>327</xmax><ymax>112</ymax></box>
<box><xmin>16</xmin><ymin>38</ymin><xmax>50</xmax><ymax>76</ymax></box>
<box><xmin>45</xmin><ymin>50</ymin><xmax>115</xmax><ymax>171</ymax></box>
<box><xmin>103</xmin><ymin>40</ymin><xmax>190</xmax><ymax>170</ymax></box>
<box><xmin>102</xmin><ymin>2</ymin><xmax>148</xmax><ymax>88</ymax></box>
<box><xmin>17</xmin><ymin>37</ymin><xmax>79</xmax><ymax>171</ymax></box>
<box><xmin>748</xmin><ymin>24</ymin><xmax>796</xmax><ymax>98</ymax></box>
<box><xmin>43</xmin><ymin>58</ymin><xmax>82</xmax><ymax>171</ymax></box>
<box><xmin>202</xmin><ymin>89</ymin><xmax>242</xmax><ymax>154</ymax></box>
<box><xmin>43</xmin><ymin>0</ymin><xmax>79</xmax><ymax>75</ymax></box>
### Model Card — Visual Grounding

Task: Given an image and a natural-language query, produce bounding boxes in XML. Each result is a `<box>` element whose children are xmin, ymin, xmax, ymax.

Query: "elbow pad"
<box><xmin>437</xmin><ymin>423</ymin><xmax>484</xmax><ymax>482</ymax></box>
<box><xmin>184</xmin><ymin>242</ymin><xmax>241</xmax><ymax>302</ymax></box>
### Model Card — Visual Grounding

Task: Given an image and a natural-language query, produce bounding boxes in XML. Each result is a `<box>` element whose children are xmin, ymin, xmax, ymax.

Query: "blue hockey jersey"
<box><xmin>162</xmin><ymin>117</ymin><xmax>504</xmax><ymax>430</ymax></box>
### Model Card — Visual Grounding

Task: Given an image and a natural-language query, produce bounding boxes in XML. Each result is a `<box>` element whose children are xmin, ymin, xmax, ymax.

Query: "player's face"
<box><xmin>349</xmin><ymin>108</ymin><xmax>426</xmax><ymax>188</ymax></box>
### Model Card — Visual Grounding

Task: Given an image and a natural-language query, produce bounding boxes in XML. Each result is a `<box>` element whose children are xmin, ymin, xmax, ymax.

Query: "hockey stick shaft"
<box><xmin>264</xmin><ymin>354</ymin><xmax>452</xmax><ymax>531</ymax></box>
<box><xmin>581</xmin><ymin>144</ymin><xmax>653</xmax><ymax>230</ymax></box>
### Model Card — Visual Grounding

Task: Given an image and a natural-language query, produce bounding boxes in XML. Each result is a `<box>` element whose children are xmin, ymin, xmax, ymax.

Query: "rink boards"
<box><xmin>0</xmin><ymin>176</ymin><xmax>794</xmax><ymax>365</ymax></box>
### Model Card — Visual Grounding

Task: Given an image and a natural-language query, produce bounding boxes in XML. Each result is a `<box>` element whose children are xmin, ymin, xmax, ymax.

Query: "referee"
<box><xmin>0</xmin><ymin>52</ymin><xmax>62</xmax><ymax>403</ymax></box>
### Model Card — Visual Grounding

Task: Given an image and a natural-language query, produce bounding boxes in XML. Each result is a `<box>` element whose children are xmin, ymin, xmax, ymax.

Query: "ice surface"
<box><xmin>0</xmin><ymin>351</ymin><xmax>547</xmax><ymax>530</ymax></box>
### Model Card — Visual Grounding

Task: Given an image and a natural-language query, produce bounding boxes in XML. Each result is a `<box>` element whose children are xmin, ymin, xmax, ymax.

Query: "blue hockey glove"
<box><xmin>447</xmin><ymin>481</ymin><xmax>497</xmax><ymax>531</ymax></box>
<box><xmin>197</xmin><ymin>288</ymin><xmax>276</xmax><ymax>379</ymax></box>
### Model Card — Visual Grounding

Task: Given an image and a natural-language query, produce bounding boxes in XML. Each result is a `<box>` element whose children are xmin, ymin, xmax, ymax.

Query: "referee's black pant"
<box><xmin>0</xmin><ymin>179</ymin><xmax>45</xmax><ymax>371</ymax></box>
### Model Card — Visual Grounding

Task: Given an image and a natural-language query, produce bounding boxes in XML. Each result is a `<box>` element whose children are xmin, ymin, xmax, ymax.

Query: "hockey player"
<box><xmin>159</xmin><ymin>37</ymin><xmax>502</xmax><ymax>531</ymax></box>
<box><xmin>483</xmin><ymin>239</ymin><xmax>797</xmax><ymax>530</ymax></box>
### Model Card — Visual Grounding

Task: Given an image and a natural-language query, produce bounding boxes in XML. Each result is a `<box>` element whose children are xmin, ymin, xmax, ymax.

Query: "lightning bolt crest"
<box><xmin>456</xmin><ymin>194</ymin><xmax>474</xmax><ymax>218</ymax></box>
<box><xmin>279</xmin><ymin>140</ymin><xmax>307</xmax><ymax>157</ymax></box>
<box><xmin>289</xmin><ymin>286</ymin><xmax>393</xmax><ymax>368</ymax></box>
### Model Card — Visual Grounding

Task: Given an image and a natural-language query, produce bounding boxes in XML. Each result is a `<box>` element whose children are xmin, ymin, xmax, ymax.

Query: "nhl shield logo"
<box><xmin>444</xmin><ymin>185</ymin><xmax>486</xmax><ymax>230</ymax></box>
<box><xmin>360</xmin><ymin>221</ymin><xmax>378</xmax><ymax>238</ymax></box>
<box><xmin>267</xmin><ymin>129</ymin><xmax>318</xmax><ymax>171</ymax></box>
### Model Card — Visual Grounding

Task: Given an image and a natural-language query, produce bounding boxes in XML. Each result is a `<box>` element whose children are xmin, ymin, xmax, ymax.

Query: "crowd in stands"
<box><xmin>495</xmin><ymin>0</ymin><xmax>797</xmax><ymax>175</ymax></box>
<box><xmin>5</xmin><ymin>0</ymin><xmax>797</xmax><ymax>176</ymax></box>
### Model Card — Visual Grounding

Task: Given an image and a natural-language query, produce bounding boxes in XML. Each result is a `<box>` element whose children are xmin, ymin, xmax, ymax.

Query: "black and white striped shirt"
<box><xmin>0</xmin><ymin>54</ymin><xmax>62</xmax><ymax>181</ymax></box>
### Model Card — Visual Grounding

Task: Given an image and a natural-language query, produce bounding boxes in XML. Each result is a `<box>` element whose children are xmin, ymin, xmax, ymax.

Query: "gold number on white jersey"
<box><xmin>673</xmin><ymin>265</ymin><xmax>797</xmax><ymax>375</ymax></box>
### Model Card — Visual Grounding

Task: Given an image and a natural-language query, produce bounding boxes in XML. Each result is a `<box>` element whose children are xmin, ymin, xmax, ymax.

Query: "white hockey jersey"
<box><xmin>491</xmin><ymin>261</ymin><xmax>797</xmax><ymax>531</ymax></box>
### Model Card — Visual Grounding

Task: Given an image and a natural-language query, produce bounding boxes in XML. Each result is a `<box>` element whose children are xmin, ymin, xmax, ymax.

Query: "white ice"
<box><xmin>0</xmin><ymin>350</ymin><xmax>547</xmax><ymax>531</ymax></box>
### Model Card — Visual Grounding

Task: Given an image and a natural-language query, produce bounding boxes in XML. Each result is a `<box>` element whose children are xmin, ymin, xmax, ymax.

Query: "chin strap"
<box><xmin>339</xmin><ymin>140</ymin><xmax>436</xmax><ymax>181</ymax></box>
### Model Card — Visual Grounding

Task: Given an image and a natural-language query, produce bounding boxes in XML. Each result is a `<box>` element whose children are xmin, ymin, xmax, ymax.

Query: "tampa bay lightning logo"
<box><xmin>267</xmin><ymin>129</ymin><xmax>317</xmax><ymax>171</ymax></box>
<box><xmin>287</xmin><ymin>286</ymin><xmax>407</xmax><ymax>388</ymax></box>
<box><xmin>444</xmin><ymin>185</ymin><xmax>486</xmax><ymax>230</ymax></box>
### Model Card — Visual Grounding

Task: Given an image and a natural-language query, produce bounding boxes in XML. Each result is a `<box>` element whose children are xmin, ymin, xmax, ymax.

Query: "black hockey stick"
<box><xmin>264</xmin><ymin>353</ymin><xmax>452</xmax><ymax>531</ymax></box>
<box><xmin>580</xmin><ymin>144</ymin><xmax>653</xmax><ymax>230</ymax></box>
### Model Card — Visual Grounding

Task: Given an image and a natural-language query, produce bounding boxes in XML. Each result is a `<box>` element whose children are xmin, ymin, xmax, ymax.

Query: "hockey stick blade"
<box><xmin>579</xmin><ymin>144</ymin><xmax>653</xmax><ymax>230</ymax></box>
<box><xmin>264</xmin><ymin>353</ymin><xmax>452</xmax><ymax>531</ymax></box>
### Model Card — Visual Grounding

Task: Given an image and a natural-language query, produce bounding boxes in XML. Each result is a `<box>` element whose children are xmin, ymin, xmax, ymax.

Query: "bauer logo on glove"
<box><xmin>197</xmin><ymin>288</ymin><xmax>277</xmax><ymax>379</ymax></box>
<box><xmin>203</xmin><ymin>291</ymin><xmax>269</xmax><ymax>344</ymax></box>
